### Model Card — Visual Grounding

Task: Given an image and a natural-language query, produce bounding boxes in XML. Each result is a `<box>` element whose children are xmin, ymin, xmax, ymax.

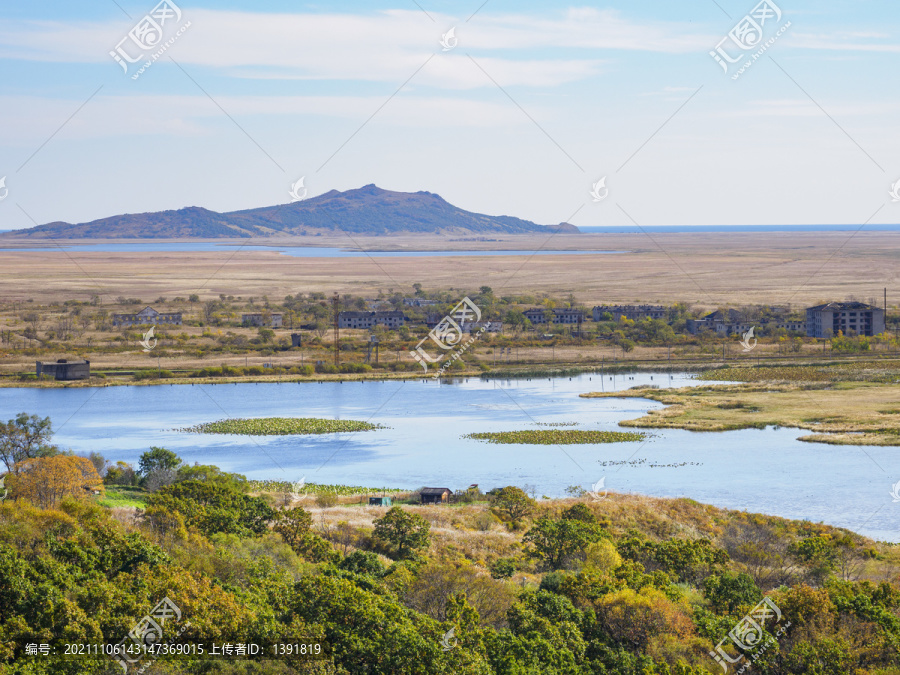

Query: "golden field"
<box><xmin>1</xmin><ymin>230</ymin><xmax>899</xmax><ymax>306</ymax></box>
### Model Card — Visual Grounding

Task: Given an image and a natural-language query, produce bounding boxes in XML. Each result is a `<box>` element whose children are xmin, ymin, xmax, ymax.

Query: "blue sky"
<box><xmin>0</xmin><ymin>0</ymin><xmax>898</xmax><ymax>230</ymax></box>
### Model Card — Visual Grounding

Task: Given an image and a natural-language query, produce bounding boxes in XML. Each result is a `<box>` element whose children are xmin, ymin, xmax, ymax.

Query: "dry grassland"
<box><xmin>2</xmin><ymin>231</ymin><xmax>899</xmax><ymax>307</ymax></box>
<box><xmin>582</xmin><ymin>382</ymin><xmax>900</xmax><ymax>444</ymax></box>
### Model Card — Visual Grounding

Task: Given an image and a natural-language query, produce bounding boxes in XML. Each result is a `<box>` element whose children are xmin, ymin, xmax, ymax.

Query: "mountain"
<box><xmin>9</xmin><ymin>185</ymin><xmax>580</xmax><ymax>238</ymax></box>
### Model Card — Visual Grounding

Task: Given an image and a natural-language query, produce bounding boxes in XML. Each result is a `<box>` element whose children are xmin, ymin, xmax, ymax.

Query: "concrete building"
<box><xmin>242</xmin><ymin>313</ymin><xmax>283</xmax><ymax>328</ymax></box>
<box><xmin>806</xmin><ymin>302</ymin><xmax>885</xmax><ymax>338</ymax></box>
<box><xmin>338</xmin><ymin>311</ymin><xmax>406</xmax><ymax>330</ymax></box>
<box><xmin>36</xmin><ymin>359</ymin><xmax>90</xmax><ymax>380</ymax></box>
<box><xmin>687</xmin><ymin>309</ymin><xmax>751</xmax><ymax>336</ymax></box>
<box><xmin>460</xmin><ymin>321</ymin><xmax>502</xmax><ymax>333</ymax></box>
<box><xmin>592</xmin><ymin>305</ymin><xmax>666</xmax><ymax>322</ymax></box>
<box><xmin>523</xmin><ymin>308</ymin><xmax>584</xmax><ymax>325</ymax></box>
<box><xmin>112</xmin><ymin>306</ymin><xmax>181</xmax><ymax>327</ymax></box>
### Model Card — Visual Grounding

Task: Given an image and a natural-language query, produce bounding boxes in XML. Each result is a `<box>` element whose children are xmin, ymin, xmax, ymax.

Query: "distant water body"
<box><xmin>577</xmin><ymin>224</ymin><xmax>900</xmax><ymax>233</ymax></box>
<box><xmin>0</xmin><ymin>242</ymin><xmax>625</xmax><ymax>257</ymax></box>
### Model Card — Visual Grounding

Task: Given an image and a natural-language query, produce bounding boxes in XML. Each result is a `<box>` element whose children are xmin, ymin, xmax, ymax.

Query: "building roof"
<box><xmin>701</xmin><ymin>308</ymin><xmax>745</xmax><ymax>322</ymax></box>
<box><xmin>806</xmin><ymin>302</ymin><xmax>879</xmax><ymax>311</ymax></box>
<box><xmin>420</xmin><ymin>487</ymin><xmax>452</xmax><ymax>495</ymax></box>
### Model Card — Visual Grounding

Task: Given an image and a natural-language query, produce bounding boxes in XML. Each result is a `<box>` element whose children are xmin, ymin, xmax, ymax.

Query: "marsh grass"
<box><xmin>179</xmin><ymin>417</ymin><xmax>387</xmax><ymax>436</ymax></box>
<box><xmin>463</xmin><ymin>429</ymin><xmax>645</xmax><ymax>444</ymax></box>
<box><xmin>582</xmin><ymin>381</ymin><xmax>900</xmax><ymax>445</ymax></box>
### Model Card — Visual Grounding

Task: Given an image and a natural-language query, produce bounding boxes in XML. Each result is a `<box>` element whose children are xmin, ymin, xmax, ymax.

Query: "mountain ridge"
<box><xmin>10</xmin><ymin>185</ymin><xmax>580</xmax><ymax>238</ymax></box>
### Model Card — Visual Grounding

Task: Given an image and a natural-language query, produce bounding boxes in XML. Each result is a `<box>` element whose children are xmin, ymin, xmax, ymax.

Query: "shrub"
<box><xmin>595</xmin><ymin>587</ymin><xmax>694</xmax><ymax>650</ymax></box>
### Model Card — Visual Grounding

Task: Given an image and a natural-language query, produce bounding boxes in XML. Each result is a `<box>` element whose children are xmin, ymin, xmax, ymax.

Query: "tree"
<box><xmin>0</xmin><ymin>413</ymin><xmax>58</xmax><ymax>474</ymax></box>
<box><xmin>258</xmin><ymin>327</ymin><xmax>275</xmax><ymax>343</ymax></box>
<box><xmin>373</xmin><ymin>506</ymin><xmax>430</xmax><ymax>559</ymax></box>
<box><xmin>490</xmin><ymin>486</ymin><xmax>535</xmax><ymax>522</ymax></box>
<box><xmin>147</xmin><ymin>480</ymin><xmax>274</xmax><ymax>537</ymax></box>
<box><xmin>189</xmin><ymin>294</ymin><xmax>200</xmax><ymax>303</ymax></box>
<box><xmin>203</xmin><ymin>300</ymin><xmax>220</xmax><ymax>324</ymax></box>
<box><xmin>138</xmin><ymin>447</ymin><xmax>182</xmax><ymax>477</ymax></box>
<box><xmin>273</xmin><ymin>507</ymin><xmax>334</xmax><ymax>561</ymax></box>
<box><xmin>524</xmin><ymin>516</ymin><xmax>607</xmax><ymax>570</ymax></box>
<box><xmin>702</xmin><ymin>571</ymin><xmax>762</xmax><ymax>613</ymax></box>
<box><xmin>6</xmin><ymin>455</ymin><xmax>103</xmax><ymax>508</ymax></box>
<box><xmin>87</xmin><ymin>451</ymin><xmax>107</xmax><ymax>477</ymax></box>
<box><xmin>105</xmin><ymin>460</ymin><xmax>137</xmax><ymax>486</ymax></box>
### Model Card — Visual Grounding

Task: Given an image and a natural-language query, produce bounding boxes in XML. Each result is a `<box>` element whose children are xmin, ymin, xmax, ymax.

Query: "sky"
<box><xmin>0</xmin><ymin>0</ymin><xmax>898</xmax><ymax>231</ymax></box>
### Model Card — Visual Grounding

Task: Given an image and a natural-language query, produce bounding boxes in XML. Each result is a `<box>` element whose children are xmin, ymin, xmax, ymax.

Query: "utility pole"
<box><xmin>332</xmin><ymin>293</ymin><xmax>340</xmax><ymax>367</ymax></box>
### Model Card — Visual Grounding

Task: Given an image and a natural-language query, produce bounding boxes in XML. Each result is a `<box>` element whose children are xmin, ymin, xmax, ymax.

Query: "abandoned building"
<box><xmin>241</xmin><ymin>313</ymin><xmax>283</xmax><ymax>328</ymax></box>
<box><xmin>36</xmin><ymin>359</ymin><xmax>91</xmax><ymax>380</ymax></box>
<box><xmin>806</xmin><ymin>302</ymin><xmax>886</xmax><ymax>338</ymax></box>
<box><xmin>112</xmin><ymin>306</ymin><xmax>182</xmax><ymax>327</ymax></box>
<box><xmin>338</xmin><ymin>311</ymin><xmax>406</xmax><ymax>329</ymax></box>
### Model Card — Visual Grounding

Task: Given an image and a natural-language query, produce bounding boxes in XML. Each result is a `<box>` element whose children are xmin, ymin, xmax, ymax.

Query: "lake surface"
<box><xmin>0</xmin><ymin>242</ymin><xmax>626</xmax><ymax>257</ymax></box>
<box><xmin>2</xmin><ymin>373</ymin><xmax>897</xmax><ymax>541</ymax></box>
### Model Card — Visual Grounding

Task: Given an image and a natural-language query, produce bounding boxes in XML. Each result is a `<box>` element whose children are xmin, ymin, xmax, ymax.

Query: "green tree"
<box><xmin>702</xmin><ymin>571</ymin><xmax>762</xmax><ymax>613</ymax></box>
<box><xmin>490</xmin><ymin>486</ymin><xmax>535</xmax><ymax>522</ymax></box>
<box><xmin>147</xmin><ymin>480</ymin><xmax>274</xmax><ymax>537</ymax></box>
<box><xmin>273</xmin><ymin>506</ymin><xmax>333</xmax><ymax>562</ymax></box>
<box><xmin>0</xmin><ymin>413</ymin><xmax>58</xmax><ymax>474</ymax></box>
<box><xmin>373</xmin><ymin>507</ymin><xmax>430</xmax><ymax>559</ymax></box>
<box><xmin>138</xmin><ymin>447</ymin><xmax>182</xmax><ymax>477</ymax></box>
<box><xmin>524</xmin><ymin>516</ymin><xmax>606</xmax><ymax>570</ymax></box>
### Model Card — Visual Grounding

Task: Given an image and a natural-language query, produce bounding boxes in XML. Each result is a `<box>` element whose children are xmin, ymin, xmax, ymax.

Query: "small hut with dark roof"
<box><xmin>420</xmin><ymin>487</ymin><xmax>452</xmax><ymax>505</ymax></box>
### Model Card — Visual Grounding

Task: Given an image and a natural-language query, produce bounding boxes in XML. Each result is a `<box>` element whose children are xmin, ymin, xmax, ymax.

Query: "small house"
<box><xmin>420</xmin><ymin>487</ymin><xmax>452</xmax><ymax>505</ymax></box>
<box><xmin>368</xmin><ymin>496</ymin><xmax>392</xmax><ymax>507</ymax></box>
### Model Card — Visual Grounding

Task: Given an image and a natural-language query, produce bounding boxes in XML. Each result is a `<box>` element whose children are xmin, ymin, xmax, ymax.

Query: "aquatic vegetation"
<box><xmin>463</xmin><ymin>429</ymin><xmax>644</xmax><ymax>445</ymax></box>
<box><xmin>178</xmin><ymin>417</ymin><xmax>387</xmax><ymax>436</ymax></box>
<box><xmin>247</xmin><ymin>480</ymin><xmax>405</xmax><ymax>495</ymax></box>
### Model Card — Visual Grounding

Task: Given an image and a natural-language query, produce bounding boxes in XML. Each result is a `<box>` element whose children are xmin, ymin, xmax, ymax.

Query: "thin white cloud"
<box><xmin>0</xmin><ymin>7</ymin><xmax>710</xmax><ymax>89</ymax></box>
<box><xmin>0</xmin><ymin>92</ymin><xmax>535</xmax><ymax>141</ymax></box>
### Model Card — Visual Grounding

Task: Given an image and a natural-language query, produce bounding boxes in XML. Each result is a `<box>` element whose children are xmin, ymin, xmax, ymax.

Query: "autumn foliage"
<box><xmin>6</xmin><ymin>455</ymin><xmax>103</xmax><ymax>508</ymax></box>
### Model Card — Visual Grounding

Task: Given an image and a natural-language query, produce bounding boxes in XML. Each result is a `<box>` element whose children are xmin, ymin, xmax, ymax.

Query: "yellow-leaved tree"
<box><xmin>7</xmin><ymin>455</ymin><xmax>103</xmax><ymax>508</ymax></box>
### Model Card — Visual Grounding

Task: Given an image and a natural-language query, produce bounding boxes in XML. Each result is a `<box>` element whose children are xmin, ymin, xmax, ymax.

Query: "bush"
<box><xmin>315</xmin><ymin>492</ymin><xmax>339</xmax><ymax>508</ymax></box>
<box><xmin>339</xmin><ymin>550</ymin><xmax>386</xmax><ymax>577</ymax></box>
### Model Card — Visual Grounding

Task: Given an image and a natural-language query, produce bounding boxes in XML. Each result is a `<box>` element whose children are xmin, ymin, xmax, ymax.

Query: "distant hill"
<box><xmin>10</xmin><ymin>185</ymin><xmax>579</xmax><ymax>238</ymax></box>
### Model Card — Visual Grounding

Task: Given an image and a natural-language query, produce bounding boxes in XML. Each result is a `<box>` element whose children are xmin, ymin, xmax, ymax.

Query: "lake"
<box><xmin>2</xmin><ymin>373</ymin><xmax>897</xmax><ymax>541</ymax></box>
<box><xmin>0</xmin><ymin>242</ymin><xmax>626</xmax><ymax>258</ymax></box>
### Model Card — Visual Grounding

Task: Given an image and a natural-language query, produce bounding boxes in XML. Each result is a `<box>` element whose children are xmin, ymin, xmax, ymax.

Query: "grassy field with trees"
<box><xmin>1</xmin><ymin>412</ymin><xmax>899</xmax><ymax>674</ymax></box>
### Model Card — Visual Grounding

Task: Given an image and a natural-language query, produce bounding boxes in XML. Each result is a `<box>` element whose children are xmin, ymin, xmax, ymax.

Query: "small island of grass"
<box><xmin>463</xmin><ymin>429</ymin><xmax>644</xmax><ymax>445</ymax></box>
<box><xmin>178</xmin><ymin>417</ymin><xmax>386</xmax><ymax>436</ymax></box>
